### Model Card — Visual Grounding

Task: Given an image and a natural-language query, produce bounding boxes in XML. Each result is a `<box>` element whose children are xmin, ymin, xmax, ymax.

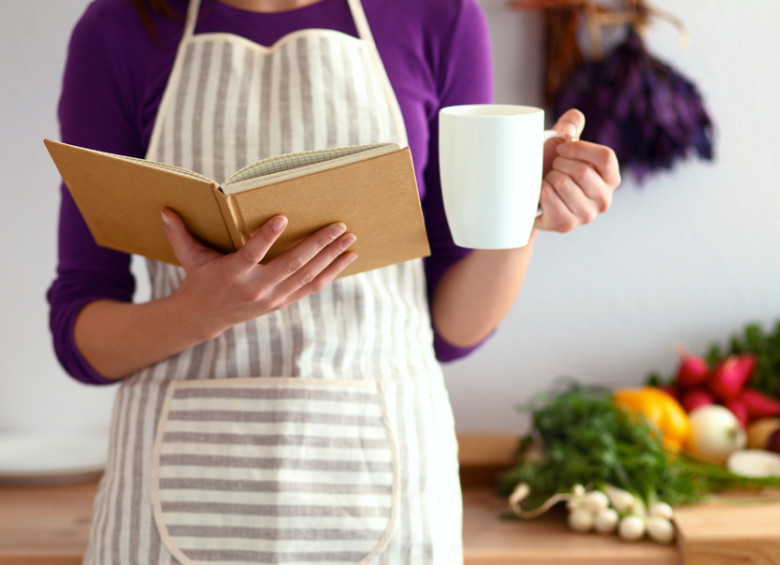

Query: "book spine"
<box><xmin>213</xmin><ymin>188</ymin><xmax>247</xmax><ymax>251</ymax></box>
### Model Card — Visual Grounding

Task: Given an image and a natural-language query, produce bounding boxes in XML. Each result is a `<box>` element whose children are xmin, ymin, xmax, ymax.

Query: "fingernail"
<box><xmin>271</xmin><ymin>216</ymin><xmax>287</xmax><ymax>232</ymax></box>
<box><xmin>330</xmin><ymin>223</ymin><xmax>347</xmax><ymax>238</ymax></box>
<box><xmin>161</xmin><ymin>211</ymin><xmax>170</xmax><ymax>225</ymax></box>
<box><xmin>344</xmin><ymin>252</ymin><xmax>358</xmax><ymax>264</ymax></box>
<box><xmin>563</xmin><ymin>124</ymin><xmax>577</xmax><ymax>139</ymax></box>
<box><xmin>340</xmin><ymin>233</ymin><xmax>357</xmax><ymax>249</ymax></box>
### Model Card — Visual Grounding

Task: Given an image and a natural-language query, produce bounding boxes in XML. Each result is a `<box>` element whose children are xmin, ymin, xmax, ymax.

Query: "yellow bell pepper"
<box><xmin>612</xmin><ymin>386</ymin><xmax>691</xmax><ymax>453</ymax></box>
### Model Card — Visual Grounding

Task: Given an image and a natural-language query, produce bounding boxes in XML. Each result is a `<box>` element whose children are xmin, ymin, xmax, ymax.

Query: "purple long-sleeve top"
<box><xmin>48</xmin><ymin>0</ymin><xmax>494</xmax><ymax>384</ymax></box>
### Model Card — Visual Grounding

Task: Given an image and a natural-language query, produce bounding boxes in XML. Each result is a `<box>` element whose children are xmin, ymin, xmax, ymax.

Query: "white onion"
<box><xmin>646</xmin><ymin>516</ymin><xmax>676</xmax><ymax>544</ymax></box>
<box><xmin>583</xmin><ymin>490</ymin><xmax>610</xmax><ymax>513</ymax></box>
<box><xmin>648</xmin><ymin>501</ymin><xmax>674</xmax><ymax>520</ymax></box>
<box><xmin>568</xmin><ymin>508</ymin><xmax>595</xmax><ymax>533</ymax></box>
<box><xmin>618</xmin><ymin>515</ymin><xmax>646</xmax><ymax>541</ymax></box>
<box><xmin>687</xmin><ymin>405</ymin><xmax>747</xmax><ymax>465</ymax></box>
<box><xmin>594</xmin><ymin>507</ymin><xmax>619</xmax><ymax>534</ymax></box>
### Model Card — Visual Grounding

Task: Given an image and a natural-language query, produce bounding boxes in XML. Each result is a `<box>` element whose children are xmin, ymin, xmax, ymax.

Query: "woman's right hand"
<box><xmin>161</xmin><ymin>209</ymin><xmax>357</xmax><ymax>341</ymax></box>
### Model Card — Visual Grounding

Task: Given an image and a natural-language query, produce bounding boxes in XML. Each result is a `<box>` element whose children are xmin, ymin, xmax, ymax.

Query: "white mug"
<box><xmin>438</xmin><ymin>104</ymin><xmax>558</xmax><ymax>249</ymax></box>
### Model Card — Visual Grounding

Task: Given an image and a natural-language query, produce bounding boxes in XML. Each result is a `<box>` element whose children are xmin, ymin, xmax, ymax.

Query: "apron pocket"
<box><xmin>150</xmin><ymin>377</ymin><xmax>399</xmax><ymax>565</ymax></box>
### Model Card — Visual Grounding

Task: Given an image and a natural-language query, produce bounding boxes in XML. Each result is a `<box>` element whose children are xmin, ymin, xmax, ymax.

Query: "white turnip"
<box><xmin>686</xmin><ymin>404</ymin><xmax>746</xmax><ymax>464</ymax></box>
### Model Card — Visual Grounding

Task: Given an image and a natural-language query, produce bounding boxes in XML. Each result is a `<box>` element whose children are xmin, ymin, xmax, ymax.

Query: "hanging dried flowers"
<box><xmin>510</xmin><ymin>0</ymin><xmax>715</xmax><ymax>182</ymax></box>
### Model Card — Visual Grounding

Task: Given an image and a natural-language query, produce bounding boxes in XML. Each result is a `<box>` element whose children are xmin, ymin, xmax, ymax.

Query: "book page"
<box><xmin>222</xmin><ymin>143</ymin><xmax>398</xmax><ymax>194</ymax></box>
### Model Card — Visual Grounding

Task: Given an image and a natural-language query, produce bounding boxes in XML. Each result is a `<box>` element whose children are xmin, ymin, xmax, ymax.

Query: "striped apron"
<box><xmin>82</xmin><ymin>0</ymin><xmax>463</xmax><ymax>563</ymax></box>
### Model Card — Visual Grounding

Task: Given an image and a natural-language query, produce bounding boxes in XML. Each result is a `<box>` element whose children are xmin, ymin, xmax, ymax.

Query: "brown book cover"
<box><xmin>44</xmin><ymin>140</ymin><xmax>430</xmax><ymax>278</ymax></box>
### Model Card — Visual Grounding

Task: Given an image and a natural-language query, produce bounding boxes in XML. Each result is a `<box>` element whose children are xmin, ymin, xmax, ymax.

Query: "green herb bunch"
<box><xmin>499</xmin><ymin>381</ymin><xmax>780</xmax><ymax>514</ymax></box>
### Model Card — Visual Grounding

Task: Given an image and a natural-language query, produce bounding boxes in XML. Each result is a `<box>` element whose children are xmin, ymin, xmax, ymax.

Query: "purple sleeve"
<box><xmin>47</xmin><ymin>2</ymin><xmax>143</xmax><ymax>385</ymax></box>
<box><xmin>422</xmin><ymin>0</ymin><xmax>494</xmax><ymax>362</ymax></box>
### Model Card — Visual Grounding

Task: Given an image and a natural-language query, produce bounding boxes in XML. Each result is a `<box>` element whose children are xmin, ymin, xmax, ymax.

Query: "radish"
<box><xmin>659</xmin><ymin>385</ymin><xmax>679</xmax><ymax>400</ymax></box>
<box><xmin>707</xmin><ymin>354</ymin><xmax>756</xmax><ymax>402</ymax></box>
<box><xmin>674</xmin><ymin>351</ymin><xmax>710</xmax><ymax>389</ymax></box>
<box><xmin>726</xmin><ymin>449</ymin><xmax>780</xmax><ymax>477</ymax></box>
<box><xmin>680</xmin><ymin>388</ymin><xmax>714</xmax><ymax>413</ymax></box>
<box><xmin>724</xmin><ymin>397</ymin><xmax>749</xmax><ymax>427</ymax></box>
<box><xmin>769</xmin><ymin>428</ymin><xmax>780</xmax><ymax>454</ymax></box>
<box><xmin>740</xmin><ymin>388</ymin><xmax>780</xmax><ymax>419</ymax></box>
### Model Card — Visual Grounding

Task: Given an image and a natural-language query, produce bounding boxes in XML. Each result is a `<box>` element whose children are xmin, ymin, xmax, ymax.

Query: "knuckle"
<box><xmin>600</xmin><ymin>147</ymin><xmax>617</xmax><ymax>170</ymax></box>
<box><xmin>243</xmin><ymin>285</ymin><xmax>269</xmax><ymax>306</ymax></box>
<box><xmin>561</xmin><ymin>217</ymin><xmax>578</xmax><ymax>233</ymax></box>
<box><xmin>236</xmin><ymin>244</ymin><xmax>259</xmax><ymax>265</ymax></box>
<box><xmin>572</xmin><ymin>162</ymin><xmax>591</xmax><ymax>180</ymax></box>
<box><xmin>597</xmin><ymin>192</ymin><xmax>612</xmax><ymax>213</ymax></box>
<box><xmin>285</xmin><ymin>256</ymin><xmax>305</xmax><ymax>274</ymax></box>
<box><xmin>262</xmin><ymin>295</ymin><xmax>285</xmax><ymax>313</ymax></box>
<box><xmin>298</xmin><ymin>269</ymin><xmax>316</xmax><ymax>286</ymax></box>
<box><xmin>310</xmin><ymin>276</ymin><xmax>330</xmax><ymax>293</ymax></box>
<box><xmin>557</xmin><ymin>176</ymin><xmax>578</xmax><ymax>196</ymax></box>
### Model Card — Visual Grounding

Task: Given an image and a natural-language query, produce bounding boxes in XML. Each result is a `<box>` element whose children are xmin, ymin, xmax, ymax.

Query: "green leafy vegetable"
<box><xmin>499</xmin><ymin>381</ymin><xmax>780</xmax><ymax>514</ymax></box>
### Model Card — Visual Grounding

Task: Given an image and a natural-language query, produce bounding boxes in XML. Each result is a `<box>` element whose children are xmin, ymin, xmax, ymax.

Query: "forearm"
<box><xmin>74</xmin><ymin>293</ymin><xmax>211</xmax><ymax>381</ymax></box>
<box><xmin>431</xmin><ymin>231</ymin><xmax>537</xmax><ymax>348</ymax></box>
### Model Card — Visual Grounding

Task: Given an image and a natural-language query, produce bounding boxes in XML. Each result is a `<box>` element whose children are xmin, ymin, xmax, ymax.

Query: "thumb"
<box><xmin>161</xmin><ymin>208</ymin><xmax>219</xmax><ymax>270</ymax></box>
<box><xmin>553</xmin><ymin>108</ymin><xmax>585</xmax><ymax>141</ymax></box>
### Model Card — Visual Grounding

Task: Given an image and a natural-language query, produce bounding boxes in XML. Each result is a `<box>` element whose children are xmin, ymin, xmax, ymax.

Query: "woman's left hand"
<box><xmin>535</xmin><ymin>108</ymin><xmax>621</xmax><ymax>233</ymax></box>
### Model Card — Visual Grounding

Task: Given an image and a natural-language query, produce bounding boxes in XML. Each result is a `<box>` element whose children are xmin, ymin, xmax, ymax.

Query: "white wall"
<box><xmin>2</xmin><ymin>0</ymin><xmax>779</xmax><ymax>438</ymax></box>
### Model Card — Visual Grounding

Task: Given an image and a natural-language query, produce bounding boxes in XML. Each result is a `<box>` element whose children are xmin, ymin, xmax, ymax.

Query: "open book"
<box><xmin>44</xmin><ymin>140</ymin><xmax>430</xmax><ymax>277</ymax></box>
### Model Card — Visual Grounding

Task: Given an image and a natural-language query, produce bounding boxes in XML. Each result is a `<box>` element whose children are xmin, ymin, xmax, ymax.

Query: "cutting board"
<box><xmin>673</xmin><ymin>493</ymin><xmax>780</xmax><ymax>565</ymax></box>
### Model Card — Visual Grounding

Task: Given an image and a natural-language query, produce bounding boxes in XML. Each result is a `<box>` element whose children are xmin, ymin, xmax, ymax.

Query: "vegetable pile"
<box><xmin>649</xmin><ymin>321</ymin><xmax>780</xmax><ymax>425</ymax></box>
<box><xmin>500</xmin><ymin>382</ymin><xmax>780</xmax><ymax>543</ymax></box>
<box><xmin>646</xmin><ymin>321</ymin><xmax>780</xmax><ymax>464</ymax></box>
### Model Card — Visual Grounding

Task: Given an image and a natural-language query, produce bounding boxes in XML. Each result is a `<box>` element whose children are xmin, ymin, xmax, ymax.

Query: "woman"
<box><xmin>49</xmin><ymin>0</ymin><xmax>620</xmax><ymax>563</ymax></box>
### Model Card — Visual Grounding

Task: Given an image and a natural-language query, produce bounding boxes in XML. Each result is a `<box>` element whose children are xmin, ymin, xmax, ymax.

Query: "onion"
<box><xmin>568</xmin><ymin>508</ymin><xmax>595</xmax><ymax>533</ymax></box>
<box><xmin>618</xmin><ymin>515</ymin><xmax>646</xmax><ymax>541</ymax></box>
<box><xmin>646</xmin><ymin>516</ymin><xmax>675</xmax><ymax>544</ymax></box>
<box><xmin>594</xmin><ymin>507</ymin><xmax>619</xmax><ymax>534</ymax></box>
<box><xmin>582</xmin><ymin>490</ymin><xmax>610</xmax><ymax>513</ymax></box>
<box><xmin>686</xmin><ymin>404</ymin><xmax>746</xmax><ymax>464</ymax></box>
<box><xmin>648</xmin><ymin>501</ymin><xmax>674</xmax><ymax>520</ymax></box>
<box><xmin>602</xmin><ymin>484</ymin><xmax>640</xmax><ymax>514</ymax></box>
<box><xmin>727</xmin><ymin>449</ymin><xmax>780</xmax><ymax>477</ymax></box>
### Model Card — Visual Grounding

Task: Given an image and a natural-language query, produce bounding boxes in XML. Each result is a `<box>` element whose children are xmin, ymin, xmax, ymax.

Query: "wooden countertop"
<box><xmin>0</xmin><ymin>478</ymin><xmax>682</xmax><ymax>565</ymax></box>
<box><xmin>0</xmin><ymin>435</ymin><xmax>778</xmax><ymax>565</ymax></box>
<box><xmin>0</xmin><ymin>478</ymin><xmax>96</xmax><ymax>565</ymax></box>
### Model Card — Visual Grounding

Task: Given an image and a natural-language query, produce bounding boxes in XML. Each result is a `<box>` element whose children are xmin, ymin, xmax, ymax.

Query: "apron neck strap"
<box><xmin>345</xmin><ymin>0</ymin><xmax>375</xmax><ymax>44</ymax></box>
<box><xmin>183</xmin><ymin>0</ymin><xmax>201</xmax><ymax>40</ymax></box>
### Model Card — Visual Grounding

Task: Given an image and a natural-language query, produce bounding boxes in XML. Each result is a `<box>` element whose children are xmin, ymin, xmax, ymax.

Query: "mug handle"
<box><xmin>536</xmin><ymin>129</ymin><xmax>563</xmax><ymax>217</ymax></box>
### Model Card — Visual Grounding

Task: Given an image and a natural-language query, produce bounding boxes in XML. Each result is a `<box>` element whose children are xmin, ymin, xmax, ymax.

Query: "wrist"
<box><xmin>166</xmin><ymin>282</ymin><xmax>229</xmax><ymax>344</ymax></box>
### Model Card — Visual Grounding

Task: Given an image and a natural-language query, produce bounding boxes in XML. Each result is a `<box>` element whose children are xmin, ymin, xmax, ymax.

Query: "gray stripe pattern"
<box><xmin>153</xmin><ymin>379</ymin><xmax>396</xmax><ymax>562</ymax></box>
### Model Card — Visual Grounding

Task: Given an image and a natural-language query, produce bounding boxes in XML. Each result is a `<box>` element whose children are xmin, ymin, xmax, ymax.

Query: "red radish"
<box><xmin>708</xmin><ymin>355</ymin><xmax>756</xmax><ymax>402</ymax></box>
<box><xmin>725</xmin><ymin>398</ymin><xmax>749</xmax><ymax>427</ymax></box>
<box><xmin>680</xmin><ymin>388</ymin><xmax>715</xmax><ymax>413</ymax></box>
<box><xmin>768</xmin><ymin>428</ymin><xmax>780</xmax><ymax>454</ymax></box>
<box><xmin>674</xmin><ymin>352</ymin><xmax>710</xmax><ymax>389</ymax></box>
<box><xmin>740</xmin><ymin>388</ymin><xmax>780</xmax><ymax>419</ymax></box>
<box><xmin>660</xmin><ymin>385</ymin><xmax>678</xmax><ymax>400</ymax></box>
